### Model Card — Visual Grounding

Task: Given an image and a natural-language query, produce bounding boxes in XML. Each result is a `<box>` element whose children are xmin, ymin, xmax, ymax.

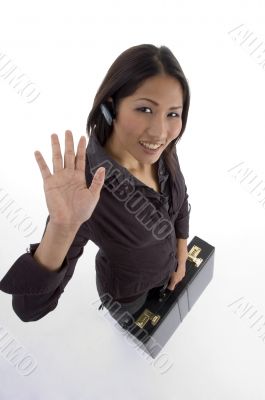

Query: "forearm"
<box><xmin>33</xmin><ymin>221</ymin><xmax>80</xmax><ymax>272</ymax></box>
<box><xmin>168</xmin><ymin>238</ymin><xmax>189</xmax><ymax>288</ymax></box>
<box><xmin>176</xmin><ymin>238</ymin><xmax>188</xmax><ymax>265</ymax></box>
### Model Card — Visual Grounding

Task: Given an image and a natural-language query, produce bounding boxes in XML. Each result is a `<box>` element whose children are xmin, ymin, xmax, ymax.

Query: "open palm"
<box><xmin>34</xmin><ymin>130</ymin><xmax>105</xmax><ymax>229</ymax></box>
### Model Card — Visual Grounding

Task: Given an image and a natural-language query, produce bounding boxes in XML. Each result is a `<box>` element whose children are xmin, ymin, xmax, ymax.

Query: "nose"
<box><xmin>147</xmin><ymin>113</ymin><xmax>167</xmax><ymax>142</ymax></box>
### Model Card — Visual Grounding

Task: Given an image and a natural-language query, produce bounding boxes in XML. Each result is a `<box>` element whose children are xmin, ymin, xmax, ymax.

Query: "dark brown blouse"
<box><xmin>0</xmin><ymin>133</ymin><xmax>191</xmax><ymax>321</ymax></box>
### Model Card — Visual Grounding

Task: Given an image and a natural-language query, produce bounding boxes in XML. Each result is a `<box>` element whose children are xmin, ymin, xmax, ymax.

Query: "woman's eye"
<box><xmin>138</xmin><ymin>107</ymin><xmax>151</xmax><ymax>113</ymax></box>
<box><xmin>137</xmin><ymin>107</ymin><xmax>180</xmax><ymax>118</ymax></box>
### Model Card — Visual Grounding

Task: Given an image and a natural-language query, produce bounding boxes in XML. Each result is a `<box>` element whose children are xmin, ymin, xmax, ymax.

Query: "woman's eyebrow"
<box><xmin>135</xmin><ymin>97</ymin><xmax>183</xmax><ymax>110</ymax></box>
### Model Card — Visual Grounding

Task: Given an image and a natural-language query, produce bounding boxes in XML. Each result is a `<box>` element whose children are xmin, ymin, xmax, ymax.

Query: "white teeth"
<box><xmin>139</xmin><ymin>141</ymin><xmax>162</xmax><ymax>150</ymax></box>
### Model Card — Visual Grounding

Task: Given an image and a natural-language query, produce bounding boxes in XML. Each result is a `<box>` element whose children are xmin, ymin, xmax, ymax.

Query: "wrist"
<box><xmin>177</xmin><ymin>261</ymin><xmax>186</xmax><ymax>269</ymax></box>
<box><xmin>48</xmin><ymin>220</ymin><xmax>80</xmax><ymax>239</ymax></box>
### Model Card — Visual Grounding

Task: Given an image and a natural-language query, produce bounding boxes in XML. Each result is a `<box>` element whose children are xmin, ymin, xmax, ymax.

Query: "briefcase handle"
<box><xmin>158</xmin><ymin>288</ymin><xmax>172</xmax><ymax>302</ymax></box>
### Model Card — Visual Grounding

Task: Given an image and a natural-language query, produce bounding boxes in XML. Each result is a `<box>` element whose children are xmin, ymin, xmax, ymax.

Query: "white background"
<box><xmin>1</xmin><ymin>0</ymin><xmax>265</xmax><ymax>399</ymax></box>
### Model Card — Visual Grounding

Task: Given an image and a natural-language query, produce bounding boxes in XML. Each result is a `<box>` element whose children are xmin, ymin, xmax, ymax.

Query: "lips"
<box><xmin>139</xmin><ymin>141</ymin><xmax>163</xmax><ymax>154</ymax></box>
<box><xmin>139</xmin><ymin>140</ymin><xmax>164</xmax><ymax>147</ymax></box>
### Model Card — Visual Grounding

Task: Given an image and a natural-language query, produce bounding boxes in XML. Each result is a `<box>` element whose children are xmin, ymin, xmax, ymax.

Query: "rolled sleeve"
<box><xmin>0</xmin><ymin>242</ymin><xmax>72</xmax><ymax>295</ymax></box>
<box><xmin>0</xmin><ymin>215</ymin><xmax>90</xmax><ymax>321</ymax></box>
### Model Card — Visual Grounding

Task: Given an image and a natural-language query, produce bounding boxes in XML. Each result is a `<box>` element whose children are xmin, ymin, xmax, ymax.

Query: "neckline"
<box><xmin>89</xmin><ymin>133</ymin><xmax>165</xmax><ymax>195</ymax></box>
<box><xmin>101</xmin><ymin>142</ymin><xmax>162</xmax><ymax>194</ymax></box>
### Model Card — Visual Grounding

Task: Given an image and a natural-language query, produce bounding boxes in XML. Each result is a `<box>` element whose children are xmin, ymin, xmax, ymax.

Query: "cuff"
<box><xmin>174</xmin><ymin>202</ymin><xmax>191</xmax><ymax>239</ymax></box>
<box><xmin>0</xmin><ymin>243</ymin><xmax>70</xmax><ymax>295</ymax></box>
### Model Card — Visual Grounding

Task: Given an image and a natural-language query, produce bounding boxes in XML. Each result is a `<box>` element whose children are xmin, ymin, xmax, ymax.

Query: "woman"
<box><xmin>0</xmin><ymin>44</ymin><xmax>191</xmax><ymax>329</ymax></box>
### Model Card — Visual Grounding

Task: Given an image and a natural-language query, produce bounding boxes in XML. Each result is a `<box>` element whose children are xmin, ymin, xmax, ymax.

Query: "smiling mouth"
<box><xmin>139</xmin><ymin>141</ymin><xmax>164</xmax><ymax>150</ymax></box>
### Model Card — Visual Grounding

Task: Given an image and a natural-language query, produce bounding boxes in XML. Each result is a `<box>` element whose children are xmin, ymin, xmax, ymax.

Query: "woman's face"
<box><xmin>105</xmin><ymin>74</ymin><xmax>184</xmax><ymax>173</ymax></box>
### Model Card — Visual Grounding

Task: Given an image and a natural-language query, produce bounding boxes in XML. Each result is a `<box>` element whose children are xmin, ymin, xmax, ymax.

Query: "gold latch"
<box><xmin>187</xmin><ymin>245</ymin><xmax>203</xmax><ymax>268</ymax></box>
<box><xmin>134</xmin><ymin>308</ymin><xmax>161</xmax><ymax>329</ymax></box>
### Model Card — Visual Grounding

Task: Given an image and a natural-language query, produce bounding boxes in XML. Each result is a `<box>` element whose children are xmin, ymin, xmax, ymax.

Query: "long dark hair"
<box><xmin>86</xmin><ymin>44</ymin><xmax>190</xmax><ymax>179</ymax></box>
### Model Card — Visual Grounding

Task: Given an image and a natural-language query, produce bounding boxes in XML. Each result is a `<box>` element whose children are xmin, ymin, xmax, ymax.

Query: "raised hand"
<box><xmin>34</xmin><ymin>130</ymin><xmax>105</xmax><ymax>230</ymax></box>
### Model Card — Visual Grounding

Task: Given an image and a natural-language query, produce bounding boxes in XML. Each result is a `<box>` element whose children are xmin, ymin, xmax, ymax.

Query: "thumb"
<box><xmin>167</xmin><ymin>279</ymin><xmax>175</xmax><ymax>291</ymax></box>
<box><xmin>89</xmin><ymin>167</ymin><xmax>106</xmax><ymax>194</ymax></box>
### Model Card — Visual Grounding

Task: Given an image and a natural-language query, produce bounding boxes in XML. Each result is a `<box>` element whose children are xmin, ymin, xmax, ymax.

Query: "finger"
<box><xmin>75</xmin><ymin>135</ymin><xmax>86</xmax><ymax>172</ymax></box>
<box><xmin>64</xmin><ymin>130</ymin><xmax>75</xmax><ymax>170</ymax></box>
<box><xmin>34</xmin><ymin>150</ymin><xmax>52</xmax><ymax>180</ymax></box>
<box><xmin>51</xmin><ymin>133</ymin><xmax>63</xmax><ymax>173</ymax></box>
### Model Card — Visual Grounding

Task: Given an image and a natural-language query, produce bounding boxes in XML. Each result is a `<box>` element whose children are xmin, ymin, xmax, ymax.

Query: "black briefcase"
<box><xmin>123</xmin><ymin>236</ymin><xmax>215</xmax><ymax>359</ymax></box>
